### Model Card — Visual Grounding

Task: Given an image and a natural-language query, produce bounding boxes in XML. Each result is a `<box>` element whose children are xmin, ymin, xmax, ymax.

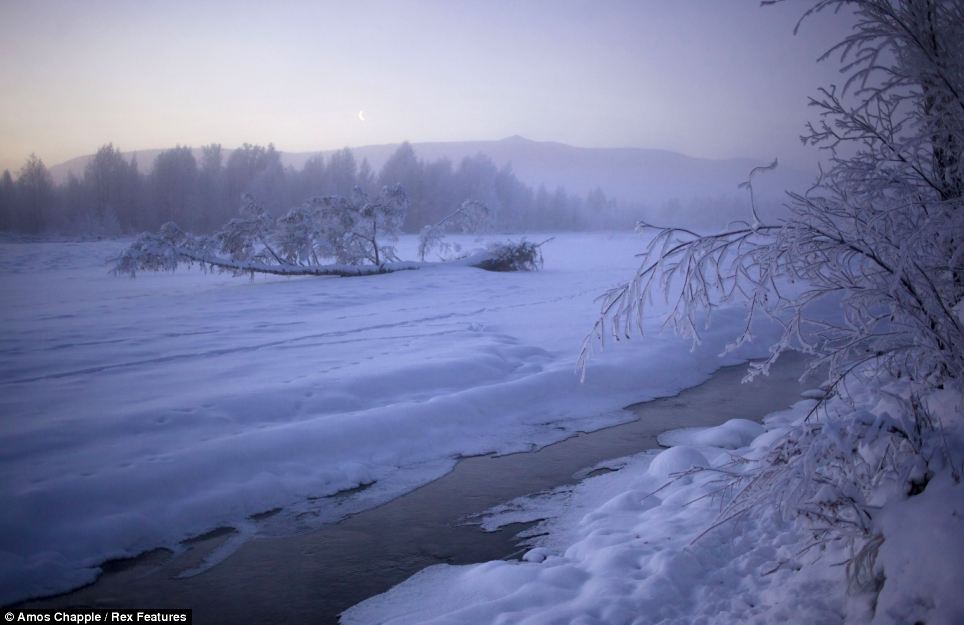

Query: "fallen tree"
<box><xmin>112</xmin><ymin>187</ymin><xmax>546</xmax><ymax>277</ymax></box>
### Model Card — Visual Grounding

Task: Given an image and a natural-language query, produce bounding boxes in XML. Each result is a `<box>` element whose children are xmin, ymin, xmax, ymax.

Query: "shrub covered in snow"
<box><xmin>470</xmin><ymin>239</ymin><xmax>547</xmax><ymax>273</ymax></box>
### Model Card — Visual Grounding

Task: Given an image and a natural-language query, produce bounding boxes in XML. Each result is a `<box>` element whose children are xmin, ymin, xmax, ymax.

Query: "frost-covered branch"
<box><xmin>417</xmin><ymin>199</ymin><xmax>490</xmax><ymax>261</ymax></box>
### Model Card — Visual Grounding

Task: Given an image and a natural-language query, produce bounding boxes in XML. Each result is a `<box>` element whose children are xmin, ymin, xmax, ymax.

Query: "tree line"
<box><xmin>0</xmin><ymin>142</ymin><xmax>635</xmax><ymax>236</ymax></box>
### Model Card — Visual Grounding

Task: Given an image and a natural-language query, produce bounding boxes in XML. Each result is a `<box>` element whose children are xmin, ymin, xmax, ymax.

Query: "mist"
<box><xmin>0</xmin><ymin>135</ymin><xmax>812</xmax><ymax>237</ymax></box>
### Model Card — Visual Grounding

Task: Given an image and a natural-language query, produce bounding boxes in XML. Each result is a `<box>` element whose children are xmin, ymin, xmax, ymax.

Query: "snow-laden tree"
<box><xmin>337</xmin><ymin>184</ymin><xmax>406</xmax><ymax>266</ymax></box>
<box><xmin>581</xmin><ymin>0</ymin><xmax>963</xmax><ymax>593</ymax></box>
<box><xmin>151</xmin><ymin>146</ymin><xmax>199</xmax><ymax>230</ymax></box>
<box><xmin>14</xmin><ymin>154</ymin><xmax>54</xmax><ymax>234</ymax></box>
<box><xmin>114</xmin><ymin>184</ymin><xmax>544</xmax><ymax>277</ymax></box>
<box><xmin>417</xmin><ymin>199</ymin><xmax>490</xmax><ymax>261</ymax></box>
<box><xmin>84</xmin><ymin>144</ymin><xmax>140</xmax><ymax>232</ymax></box>
<box><xmin>114</xmin><ymin>185</ymin><xmax>411</xmax><ymax>278</ymax></box>
<box><xmin>584</xmin><ymin>0</ymin><xmax>963</xmax><ymax>387</ymax></box>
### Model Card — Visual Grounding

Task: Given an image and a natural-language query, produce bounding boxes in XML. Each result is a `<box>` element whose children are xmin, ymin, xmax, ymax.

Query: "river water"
<box><xmin>25</xmin><ymin>353</ymin><xmax>810</xmax><ymax>624</ymax></box>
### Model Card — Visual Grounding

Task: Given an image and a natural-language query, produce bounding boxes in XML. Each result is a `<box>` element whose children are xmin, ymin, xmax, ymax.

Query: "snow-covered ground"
<box><xmin>0</xmin><ymin>232</ymin><xmax>778</xmax><ymax>605</ymax></box>
<box><xmin>343</xmin><ymin>403</ymin><xmax>841</xmax><ymax>625</ymax></box>
<box><xmin>345</xmin><ymin>390</ymin><xmax>964</xmax><ymax>625</ymax></box>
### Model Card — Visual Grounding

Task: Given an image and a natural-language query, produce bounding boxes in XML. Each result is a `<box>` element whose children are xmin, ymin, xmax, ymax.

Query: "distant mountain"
<box><xmin>49</xmin><ymin>136</ymin><xmax>813</xmax><ymax>206</ymax></box>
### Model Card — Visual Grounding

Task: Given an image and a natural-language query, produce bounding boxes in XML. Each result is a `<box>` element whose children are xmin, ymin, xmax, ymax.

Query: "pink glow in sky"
<box><xmin>0</xmin><ymin>0</ymin><xmax>852</xmax><ymax>172</ymax></box>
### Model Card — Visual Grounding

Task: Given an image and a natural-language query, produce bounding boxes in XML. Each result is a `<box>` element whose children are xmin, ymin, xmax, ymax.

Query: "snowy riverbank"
<box><xmin>345</xmin><ymin>383</ymin><xmax>964</xmax><ymax>625</ymax></box>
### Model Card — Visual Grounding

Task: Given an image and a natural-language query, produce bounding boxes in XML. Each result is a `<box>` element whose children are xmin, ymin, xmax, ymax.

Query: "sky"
<box><xmin>0</xmin><ymin>0</ymin><xmax>854</xmax><ymax>174</ymax></box>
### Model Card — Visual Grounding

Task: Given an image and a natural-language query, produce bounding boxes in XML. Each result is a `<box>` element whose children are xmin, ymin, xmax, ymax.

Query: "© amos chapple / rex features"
<box><xmin>5</xmin><ymin>610</ymin><xmax>191</xmax><ymax>624</ymax></box>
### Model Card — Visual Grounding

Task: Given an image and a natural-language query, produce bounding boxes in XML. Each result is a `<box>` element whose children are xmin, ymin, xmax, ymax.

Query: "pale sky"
<box><xmin>0</xmin><ymin>0</ymin><xmax>852</xmax><ymax>174</ymax></box>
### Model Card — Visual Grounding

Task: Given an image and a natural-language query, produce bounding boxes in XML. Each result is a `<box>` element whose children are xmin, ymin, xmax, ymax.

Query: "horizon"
<box><xmin>1</xmin><ymin>1</ymin><xmax>853</xmax><ymax>174</ymax></box>
<box><xmin>40</xmin><ymin>133</ymin><xmax>810</xmax><ymax>174</ymax></box>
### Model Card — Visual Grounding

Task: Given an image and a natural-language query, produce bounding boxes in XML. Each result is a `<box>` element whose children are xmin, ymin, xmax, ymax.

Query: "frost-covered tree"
<box><xmin>326</xmin><ymin>185</ymin><xmax>407</xmax><ymax>266</ymax></box>
<box><xmin>0</xmin><ymin>170</ymin><xmax>14</xmax><ymax>231</ymax></box>
<box><xmin>380</xmin><ymin>142</ymin><xmax>427</xmax><ymax>231</ymax></box>
<box><xmin>216</xmin><ymin>193</ymin><xmax>278</xmax><ymax>264</ymax></box>
<box><xmin>584</xmin><ymin>0</ymin><xmax>963</xmax><ymax>387</ymax></box>
<box><xmin>84</xmin><ymin>144</ymin><xmax>139</xmax><ymax>232</ymax></box>
<box><xmin>417</xmin><ymin>199</ymin><xmax>490</xmax><ymax>261</ymax></box>
<box><xmin>298</xmin><ymin>153</ymin><xmax>328</xmax><ymax>201</ymax></box>
<box><xmin>357</xmin><ymin>158</ymin><xmax>376</xmax><ymax>195</ymax></box>
<box><xmin>196</xmin><ymin>144</ymin><xmax>225</xmax><ymax>232</ymax></box>
<box><xmin>454</xmin><ymin>154</ymin><xmax>501</xmax><ymax>226</ymax></box>
<box><xmin>114</xmin><ymin>183</ymin><xmax>547</xmax><ymax>278</ymax></box>
<box><xmin>581</xmin><ymin>0</ymin><xmax>964</xmax><ymax>592</ymax></box>
<box><xmin>15</xmin><ymin>155</ymin><xmax>54</xmax><ymax>234</ymax></box>
<box><xmin>223</xmin><ymin>143</ymin><xmax>286</xmax><ymax>217</ymax></box>
<box><xmin>114</xmin><ymin>185</ymin><xmax>410</xmax><ymax>277</ymax></box>
<box><xmin>1</xmin><ymin>140</ymin><xmax>632</xmax><ymax>235</ymax></box>
<box><xmin>327</xmin><ymin>148</ymin><xmax>358</xmax><ymax>198</ymax></box>
<box><xmin>151</xmin><ymin>146</ymin><xmax>198</xmax><ymax>229</ymax></box>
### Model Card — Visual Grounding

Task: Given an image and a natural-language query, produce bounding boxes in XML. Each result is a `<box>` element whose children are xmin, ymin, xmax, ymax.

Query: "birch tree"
<box><xmin>579</xmin><ymin>0</ymin><xmax>964</xmax><ymax>590</ymax></box>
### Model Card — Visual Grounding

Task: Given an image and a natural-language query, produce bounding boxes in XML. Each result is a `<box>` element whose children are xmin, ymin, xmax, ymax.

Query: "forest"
<box><xmin>0</xmin><ymin>142</ymin><xmax>635</xmax><ymax>236</ymax></box>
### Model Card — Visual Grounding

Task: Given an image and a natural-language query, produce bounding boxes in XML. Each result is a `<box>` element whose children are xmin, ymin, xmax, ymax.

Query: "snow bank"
<box><xmin>345</xmin><ymin>387</ymin><xmax>964</xmax><ymax>625</ymax></box>
<box><xmin>343</xmin><ymin>413</ymin><xmax>845</xmax><ymax>625</ymax></box>
<box><xmin>874</xmin><ymin>473</ymin><xmax>964</xmax><ymax>625</ymax></box>
<box><xmin>645</xmin><ymin>445</ymin><xmax>709</xmax><ymax>479</ymax></box>
<box><xmin>656</xmin><ymin>418</ymin><xmax>764</xmax><ymax>449</ymax></box>
<box><xmin>0</xmin><ymin>233</ymin><xmax>779</xmax><ymax>604</ymax></box>
<box><xmin>868</xmin><ymin>387</ymin><xmax>964</xmax><ymax>625</ymax></box>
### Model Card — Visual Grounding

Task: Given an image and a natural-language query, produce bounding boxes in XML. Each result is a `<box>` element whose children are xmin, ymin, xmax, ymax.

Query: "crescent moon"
<box><xmin>358</xmin><ymin>110</ymin><xmax>366</xmax><ymax>122</ymax></box>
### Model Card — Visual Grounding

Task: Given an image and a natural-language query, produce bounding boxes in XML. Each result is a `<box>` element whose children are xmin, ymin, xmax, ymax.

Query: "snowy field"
<box><xmin>0</xmin><ymin>232</ymin><xmax>778</xmax><ymax>604</ymax></box>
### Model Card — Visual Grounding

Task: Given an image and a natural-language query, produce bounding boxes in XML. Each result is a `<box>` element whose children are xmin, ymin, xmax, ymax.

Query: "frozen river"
<box><xmin>22</xmin><ymin>354</ymin><xmax>809</xmax><ymax>623</ymax></box>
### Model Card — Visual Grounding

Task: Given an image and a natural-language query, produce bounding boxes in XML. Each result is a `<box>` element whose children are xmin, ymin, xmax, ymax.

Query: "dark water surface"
<box><xmin>25</xmin><ymin>353</ymin><xmax>810</xmax><ymax>624</ymax></box>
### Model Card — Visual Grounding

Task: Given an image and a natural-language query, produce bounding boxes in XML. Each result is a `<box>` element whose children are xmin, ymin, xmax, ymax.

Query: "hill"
<box><xmin>49</xmin><ymin>136</ymin><xmax>813</xmax><ymax>207</ymax></box>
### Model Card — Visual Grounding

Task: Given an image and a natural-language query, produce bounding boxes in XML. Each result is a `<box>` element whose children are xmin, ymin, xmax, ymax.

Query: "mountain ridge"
<box><xmin>48</xmin><ymin>136</ymin><xmax>812</xmax><ymax>206</ymax></box>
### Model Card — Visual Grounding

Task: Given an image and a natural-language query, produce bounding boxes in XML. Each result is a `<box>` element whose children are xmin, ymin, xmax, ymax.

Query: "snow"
<box><xmin>0</xmin><ymin>232</ymin><xmax>778</xmax><ymax>605</ymax></box>
<box><xmin>345</xmin><ymin>387</ymin><xmax>964</xmax><ymax>625</ymax></box>
<box><xmin>644</xmin><ymin>445</ymin><xmax>710</xmax><ymax>479</ymax></box>
<box><xmin>867</xmin><ymin>387</ymin><xmax>964</xmax><ymax>625</ymax></box>
<box><xmin>343</xmin><ymin>409</ymin><xmax>847</xmax><ymax>625</ymax></box>
<box><xmin>873</xmin><ymin>472</ymin><xmax>964</xmax><ymax>625</ymax></box>
<box><xmin>656</xmin><ymin>419</ymin><xmax>764</xmax><ymax>449</ymax></box>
